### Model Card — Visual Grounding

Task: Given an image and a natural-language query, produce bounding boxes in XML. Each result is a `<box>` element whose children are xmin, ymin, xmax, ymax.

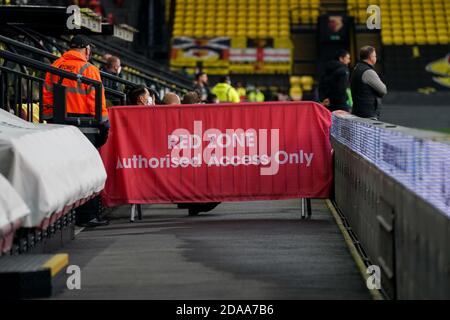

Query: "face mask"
<box><xmin>146</xmin><ymin>96</ymin><xmax>154</xmax><ymax>106</ymax></box>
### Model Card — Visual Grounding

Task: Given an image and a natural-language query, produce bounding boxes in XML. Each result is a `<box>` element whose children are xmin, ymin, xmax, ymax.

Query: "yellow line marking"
<box><xmin>42</xmin><ymin>254</ymin><xmax>69</xmax><ymax>277</ymax></box>
<box><xmin>325</xmin><ymin>199</ymin><xmax>384</xmax><ymax>301</ymax></box>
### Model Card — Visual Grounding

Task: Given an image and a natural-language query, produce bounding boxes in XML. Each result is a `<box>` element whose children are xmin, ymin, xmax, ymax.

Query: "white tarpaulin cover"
<box><xmin>0</xmin><ymin>174</ymin><xmax>29</xmax><ymax>234</ymax></box>
<box><xmin>0</xmin><ymin>109</ymin><xmax>107</xmax><ymax>227</ymax></box>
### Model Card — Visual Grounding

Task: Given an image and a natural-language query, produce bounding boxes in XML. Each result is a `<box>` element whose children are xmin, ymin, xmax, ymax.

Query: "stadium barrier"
<box><xmin>101</xmin><ymin>102</ymin><xmax>333</xmax><ymax>206</ymax></box>
<box><xmin>331</xmin><ymin>112</ymin><xmax>450</xmax><ymax>299</ymax></box>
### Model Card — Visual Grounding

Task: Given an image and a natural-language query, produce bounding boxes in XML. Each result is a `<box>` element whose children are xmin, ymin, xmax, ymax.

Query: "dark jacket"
<box><xmin>319</xmin><ymin>60</ymin><xmax>350</xmax><ymax>111</ymax></box>
<box><xmin>194</xmin><ymin>83</ymin><xmax>216</xmax><ymax>103</ymax></box>
<box><xmin>100</xmin><ymin>66</ymin><xmax>121</xmax><ymax>92</ymax></box>
<box><xmin>350</xmin><ymin>62</ymin><xmax>384</xmax><ymax>118</ymax></box>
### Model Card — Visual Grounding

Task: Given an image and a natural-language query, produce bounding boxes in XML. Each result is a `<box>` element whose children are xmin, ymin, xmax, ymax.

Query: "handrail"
<box><xmin>0</xmin><ymin>48</ymin><xmax>103</xmax><ymax>125</ymax></box>
<box><xmin>88</xmin><ymin>36</ymin><xmax>193</xmax><ymax>88</ymax></box>
<box><xmin>0</xmin><ymin>34</ymin><xmax>192</xmax><ymax>94</ymax></box>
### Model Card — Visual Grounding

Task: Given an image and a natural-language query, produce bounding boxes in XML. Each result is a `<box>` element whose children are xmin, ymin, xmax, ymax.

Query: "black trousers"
<box><xmin>75</xmin><ymin>124</ymin><xmax>109</xmax><ymax>224</ymax></box>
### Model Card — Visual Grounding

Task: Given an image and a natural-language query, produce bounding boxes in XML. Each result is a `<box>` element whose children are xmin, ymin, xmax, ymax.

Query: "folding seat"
<box><xmin>438</xmin><ymin>34</ymin><xmax>449</xmax><ymax>45</ymax></box>
<box><xmin>248</xmin><ymin>11</ymin><xmax>257</xmax><ymax>18</ymax></box>
<box><xmin>175</xmin><ymin>9</ymin><xmax>184</xmax><ymax>18</ymax></box>
<box><xmin>183</xmin><ymin>29</ymin><xmax>194</xmax><ymax>37</ymax></box>
<box><xmin>300</xmin><ymin>76</ymin><xmax>314</xmax><ymax>91</ymax></box>
<box><xmin>382</xmin><ymin>36</ymin><xmax>393</xmax><ymax>45</ymax></box>
<box><xmin>269</xmin><ymin>22</ymin><xmax>279</xmax><ymax>31</ymax></box>
<box><xmin>435</xmin><ymin>15</ymin><xmax>446</xmax><ymax>23</ymax></box>
<box><xmin>414</xmin><ymin>28</ymin><xmax>425</xmax><ymax>37</ymax></box>
<box><xmin>216</xmin><ymin>23</ymin><xmax>226</xmax><ymax>32</ymax></box>
<box><xmin>392</xmin><ymin>35</ymin><xmax>404</xmax><ymax>45</ymax></box>
<box><xmin>280</xmin><ymin>16</ymin><xmax>289</xmax><ymax>24</ymax></box>
<box><xmin>268</xmin><ymin>29</ymin><xmax>278</xmax><ymax>37</ymax></box>
<box><xmin>204</xmin><ymin>29</ymin><xmax>215</xmax><ymax>38</ymax></box>
<box><xmin>236</xmin><ymin>29</ymin><xmax>247</xmax><ymax>37</ymax></box>
<box><xmin>436</xmin><ymin>22</ymin><xmax>447</xmax><ymax>31</ymax></box>
<box><xmin>173</xmin><ymin>29</ymin><xmax>183</xmax><ymax>37</ymax></box>
<box><xmin>217</xmin><ymin>17</ymin><xmax>226</xmax><ymax>24</ymax></box>
<box><xmin>175</xmin><ymin>2</ymin><xmax>185</xmax><ymax>11</ymax></box>
<box><xmin>404</xmin><ymin>35</ymin><xmax>415</xmax><ymax>45</ymax></box>
<box><xmin>216</xmin><ymin>11</ymin><xmax>226</xmax><ymax>18</ymax></box>
<box><xmin>247</xmin><ymin>29</ymin><xmax>257</xmax><ymax>37</ymax></box>
<box><xmin>247</xmin><ymin>16</ymin><xmax>257</xmax><ymax>25</ymax></box>
<box><xmin>217</xmin><ymin>4</ymin><xmax>227</xmax><ymax>12</ymax></box>
<box><xmin>279</xmin><ymin>29</ymin><xmax>290</xmax><ymax>37</ymax></box>
<box><xmin>258</xmin><ymin>30</ymin><xmax>269</xmax><ymax>38</ymax></box>
<box><xmin>391</xmin><ymin>22</ymin><xmax>402</xmax><ymax>31</ymax></box>
<box><xmin>426</xmin><ymin>35</ymin><xmax>438</xmax><ymax>45</ymax></box>
<box><xmin>247</xmin><ymin>23</ymin><xmax>257</xmax><ymax>31</ymax></box>
<box><xmin>227</xmin><ymin>16</ymin><xmax>236</xmax><ymax>25</ymax></box>
<box><xmin>414</xmin><ymin>35</ymin><xmax>427</xmax><ymax>45</ymax></box>
<box><xmin>425</xmin><ymin>22</ymin><xmax>436</xmax><ymax>32</ymax></box>
<box><xmin>206</xmin><ymin>4</ymin><xmax>216</xmax><ymax>14</ymax></box>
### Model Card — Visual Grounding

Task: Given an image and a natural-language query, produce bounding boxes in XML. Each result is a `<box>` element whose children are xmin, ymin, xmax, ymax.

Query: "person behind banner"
<box><xmin>176</xmin><ymin>91</ymin><xmax>221</xmax><ymax>216</ymax></box>
<box><xmin>163</xmin><ymin>92</ymin><xmax>181</xmax><ymax>105</ymax></box>
<box><xmin>211</xmin><ymin>76</ymin><xmax>240</xmax><ymax>103</ymax></box>
<box><xmin>182</xmin><ymin>91</ymin><xmax>202</xmax><ymax>104</ymax></box>
<box><xmin>129</xmin><ymin>85</ymin><xmax>157</xmax><ymax>106</ymax></box>
<box><xmin>193</xmin><ymin>72</ymin><xmax>216</xmax><ymax>103</ymax></box>
<box><xmin>127</xmin><ymin>85</ymin><xmax>158</xmax><ymax>222</ymax></box>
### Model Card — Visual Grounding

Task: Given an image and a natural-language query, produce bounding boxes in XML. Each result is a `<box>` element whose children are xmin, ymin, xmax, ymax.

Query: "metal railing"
<box><xmin>0</xmin><ymin>48</ymin><xmax>123</xmax><ymax>126</ymax></box>
<box><xmin>14</xmin><ymin>25</ymin><xmax>193</xmax><ymax>92</ymax></box>
<box><xmin>0</xmin><ymin>33</ymin><xmax>192</xmax><ymax>101</ymax></box>
<box><xmin>0</xmin><ymin>34</ymin><xmax>132</xmax><ymax>104</ymax></box>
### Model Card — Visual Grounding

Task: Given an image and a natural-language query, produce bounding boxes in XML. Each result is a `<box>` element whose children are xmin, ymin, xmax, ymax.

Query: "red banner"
<box><xmin>100</xmin><ymin>102</ymin><xmax>333</xmax><ymax>206</ymax></box>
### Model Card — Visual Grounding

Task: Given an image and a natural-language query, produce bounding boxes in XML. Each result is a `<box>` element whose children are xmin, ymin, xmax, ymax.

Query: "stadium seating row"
<box><xmin>173</xmin><ymin>0</ymin><xmax>320</xmax><ymax>38</ymax></box>
<box><xmin>348</xmin><ymin>0</ymin><xmax>450</xmax><ymax>45</ymax></box>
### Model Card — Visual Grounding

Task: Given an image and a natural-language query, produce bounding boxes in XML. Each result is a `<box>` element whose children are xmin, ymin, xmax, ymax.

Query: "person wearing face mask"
<box><xmin>127</xmin><ymin>85</ymin><xmax>157</xmax><ymax>222</ymax></box>
<box><xmin>43</xmin><ymin>35</ymin><xmax>108</xmax><ymax>124</ymax></box>
<box><xmin>129</xmin><ymin>85</ymin><xmax>157</xmax><ymax>106</ymax></box>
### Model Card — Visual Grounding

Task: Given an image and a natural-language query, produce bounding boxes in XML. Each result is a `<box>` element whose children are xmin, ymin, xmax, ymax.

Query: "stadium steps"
<box><xmin>0</xmin><ymin>254</ymin><xmax>69</xmax><ymax>299</ymax></box>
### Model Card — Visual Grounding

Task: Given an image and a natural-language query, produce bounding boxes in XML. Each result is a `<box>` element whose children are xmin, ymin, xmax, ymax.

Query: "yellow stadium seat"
<box><xmin>383</xmin><ymin>36</ymin><xmax>393</xmax><ymax>45</ymax></box>
<box><xmin>393</xmin><ymin>36</ymin><xmax>404</xmax><ymax>45</ymax></box>
<box><xmin>438</xmin><ymin>36</ymin><xmax>449</xmax><ymax>44</ymax></box>
<box><xmin>426</xmin><ymin>35</ymin><xmax>438</xmax><ymax>44</ymax></box>
<box><xmin>404</xmin><ymin>35</ymin><xmax>415</xmax><ymax>45</ymax></box>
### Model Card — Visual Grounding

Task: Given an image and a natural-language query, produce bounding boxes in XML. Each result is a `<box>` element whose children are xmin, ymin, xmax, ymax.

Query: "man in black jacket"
<box><xmin>350</xmin><ymin>46</ymin><xmax>388</xmax><ymax>119</ymax></box>
<box><xmin>319</xmin><ymin>49</ymin><xmax>352</xmax><ymax>112</ymax></box>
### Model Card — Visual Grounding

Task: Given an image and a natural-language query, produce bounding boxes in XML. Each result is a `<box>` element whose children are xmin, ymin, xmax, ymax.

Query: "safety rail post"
<box><xmin>94</xmin><ymin>82</ymin><xmax>102</xmax><ymax>125</ymax></box>
<box><xmin>53</xmin><ymin>83</ymin><xmax>67</xmax><ymax>125</ymax></box>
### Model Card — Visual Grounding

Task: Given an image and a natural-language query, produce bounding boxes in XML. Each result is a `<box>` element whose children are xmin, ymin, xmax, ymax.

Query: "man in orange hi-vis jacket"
<box><xmin>44</xmin><ymin>36</ymin><xmax>110</xmax><ymax>228</ymax></box>
<box><xmin>43</xmin><ymin>35</ymin><xmax>108</xmax><ymax>124</ymax></box>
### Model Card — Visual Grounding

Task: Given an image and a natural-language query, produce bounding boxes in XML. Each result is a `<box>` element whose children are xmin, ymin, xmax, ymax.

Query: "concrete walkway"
<box><xmin>50</xmin><ymin>199</ymin><xmax>371</xmax><ymax>300</ymax></box>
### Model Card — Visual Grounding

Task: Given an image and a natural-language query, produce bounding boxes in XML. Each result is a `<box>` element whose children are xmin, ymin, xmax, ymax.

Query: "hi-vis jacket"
<box><xmin>211</xmin><ymin>83</ymin><xmax>240</xmax><ymax>103</ymax></box>
<box><xmin>43</xmin><ymin>50</ymin><xmax>107</xmax><ymax>120</ymax></box>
